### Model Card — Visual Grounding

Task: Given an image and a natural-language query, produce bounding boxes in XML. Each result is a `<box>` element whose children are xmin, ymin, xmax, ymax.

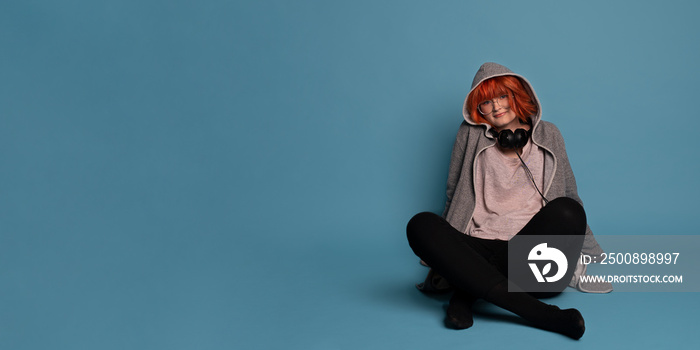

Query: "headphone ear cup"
<box><xmin>498</xmin><ymin>129</ymin><xmax>515</xmax><ymax>149</ymax></box>
<box><xmin>512</xmin><ymin>129</ymin><xmax>529</xmax><ymax>148</ymax></box>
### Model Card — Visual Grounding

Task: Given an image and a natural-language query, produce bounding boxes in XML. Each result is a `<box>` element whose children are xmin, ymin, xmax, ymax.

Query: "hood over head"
<box><xmin>463</xmin><ymin>62</ymin><xmax>542</xmax><ymax>136</ymax></box>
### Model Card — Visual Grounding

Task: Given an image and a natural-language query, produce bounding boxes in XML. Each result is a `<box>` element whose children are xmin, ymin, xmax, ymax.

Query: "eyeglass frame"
<box><xmin>477</xmin><ymin>94</ymin><xmax>513</xmax><ymax>115</ymax></box>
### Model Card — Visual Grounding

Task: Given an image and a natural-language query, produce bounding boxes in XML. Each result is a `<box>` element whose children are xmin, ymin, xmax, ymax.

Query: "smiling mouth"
<box><xmin>493</xmin><ymin>112</ymin><xmax>506</xmax><ymax>118</ymax></box>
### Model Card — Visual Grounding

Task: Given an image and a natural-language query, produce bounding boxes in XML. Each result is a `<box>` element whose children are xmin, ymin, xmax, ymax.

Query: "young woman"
<box><xmin>406</xmin><ymin>62</ymin><xmax>609</xmax><ymax>339</ymax></box>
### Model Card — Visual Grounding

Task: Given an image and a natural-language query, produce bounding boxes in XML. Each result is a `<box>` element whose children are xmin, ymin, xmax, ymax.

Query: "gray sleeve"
<box><xmin>442</xmin><ymin>121</ymin><xmax>469</xmax><ymax>218</ymax></box>
<box><xmin>548</xmin><ymin>123</ymin><xmax>605</xmax><ymax>257</ymax></box>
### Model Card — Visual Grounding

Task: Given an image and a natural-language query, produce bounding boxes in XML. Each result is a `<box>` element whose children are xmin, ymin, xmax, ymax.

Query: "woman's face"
<box><xmin>479</xmin><ymin>95</ymin><xmax>520</xmax><ymax>131</ymax></box>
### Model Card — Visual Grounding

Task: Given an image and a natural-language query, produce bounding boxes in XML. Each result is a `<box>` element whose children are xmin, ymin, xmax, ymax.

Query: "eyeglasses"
<box><xmin>477</xmin><ymin>94</ymin><xmax>511</xmax><ymax>115</ymax></box>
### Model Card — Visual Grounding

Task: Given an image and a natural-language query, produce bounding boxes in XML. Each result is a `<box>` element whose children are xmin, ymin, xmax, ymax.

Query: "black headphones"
<box><xmin>496</xmin><ymin>128</ymin><xmax>531</xmax><ymax>149</ymax></box>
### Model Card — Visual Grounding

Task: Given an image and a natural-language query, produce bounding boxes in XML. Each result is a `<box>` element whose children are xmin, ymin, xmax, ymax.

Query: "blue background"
<box><xmin>2</xmin><ymin>0</ymin><xmax>698</xmax><ymax>349</ymax></box>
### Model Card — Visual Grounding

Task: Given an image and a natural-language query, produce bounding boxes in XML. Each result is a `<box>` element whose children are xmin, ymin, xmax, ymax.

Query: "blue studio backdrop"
<box><xmin>2</xmin><ymin>0</ymin><xmax>699</xmax><ymax>349</ymax></box>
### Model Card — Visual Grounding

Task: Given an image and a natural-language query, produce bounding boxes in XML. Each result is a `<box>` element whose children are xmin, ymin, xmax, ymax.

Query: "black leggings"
<box><xmin>406</xmin><ymin>197</ymin><xmax>586</xmax><ymax>298</ymax></box>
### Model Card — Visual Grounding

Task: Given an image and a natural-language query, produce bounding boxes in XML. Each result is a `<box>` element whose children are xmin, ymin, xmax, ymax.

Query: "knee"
<box><xmin>406</xmin><ymin>212</ymin><xmax>441</xmax><ymax>247</ymax></box>
<box><xmin>548</xmin><ymin>197</ymin><xmax>587</xmax><ymax>233</ymax></box>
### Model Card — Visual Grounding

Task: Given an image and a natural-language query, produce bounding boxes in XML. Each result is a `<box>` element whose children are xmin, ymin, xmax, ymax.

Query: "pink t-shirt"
<box><xmin>467</xmin><ymin>139</ymin><xmax>545</xmax><ymax>241</ymax></box>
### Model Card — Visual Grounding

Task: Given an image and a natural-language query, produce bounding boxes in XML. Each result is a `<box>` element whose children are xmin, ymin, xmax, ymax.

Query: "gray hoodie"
<box><xmin>443</xmin><ymin>62</ymin><xmax>610</xmax><ymax>292</ymax></box>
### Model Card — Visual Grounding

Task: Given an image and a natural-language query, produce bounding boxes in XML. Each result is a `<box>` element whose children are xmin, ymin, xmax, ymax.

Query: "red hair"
<box><xmin>466</xmin><ymin>75</ymin><xmax>538</xmax><ymax>125</ymax></box>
